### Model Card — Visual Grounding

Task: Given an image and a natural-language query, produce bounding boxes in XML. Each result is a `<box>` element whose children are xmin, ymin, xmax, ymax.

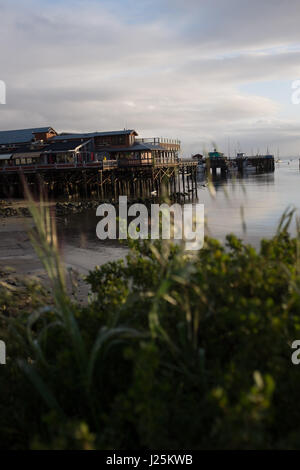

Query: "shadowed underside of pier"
<box><xmin>0</xmin><ymin>160</ymin><xmax>198</xmax><ymax>202</ymax></box>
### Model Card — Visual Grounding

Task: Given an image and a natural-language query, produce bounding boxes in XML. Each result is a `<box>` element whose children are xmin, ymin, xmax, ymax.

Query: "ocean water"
<box><xmin>197</xmin><ymin>157</ymin><xmax>299</xmax><ymax>247</ymax></box>
<box><xmin>58</xmin><ymin>157</ymin><xmax>300</xmax><ymax>259</ymax></box>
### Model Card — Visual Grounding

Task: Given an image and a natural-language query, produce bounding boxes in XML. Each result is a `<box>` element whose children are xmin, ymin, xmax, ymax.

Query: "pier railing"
<box><xmin>118</xmin><ymin>156</ymin><xmax>180</xmax><ymax>167</ymax></box>
<box><xmin>0</xmin><ymin>158</ymin><xmax>197</xmax><ymax>173</ymax></box>
<box><xmin>136</xmin><ymin>137</ymin><xmax>181</xmax><ymax>151</ymax></box>
<box><xmin>136</xmin><ymin>137</ymin><xmax>181</xmax><ymax>145</ymax></box>
<box><xmin>102</xmin><ymin>160</ymin><xmax>118</xmax><ymax>170</ymax></box>
<box><xmin>0</xmin><ymin>160</ymin><xmax>118</xmax><ymax>173</ymax></box>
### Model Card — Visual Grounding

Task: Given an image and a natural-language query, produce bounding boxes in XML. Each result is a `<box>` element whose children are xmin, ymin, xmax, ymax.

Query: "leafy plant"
<box><xmin>1</xmin><ymin>203</ymin><xmax>300</xmax><ymax>449</ymax></box>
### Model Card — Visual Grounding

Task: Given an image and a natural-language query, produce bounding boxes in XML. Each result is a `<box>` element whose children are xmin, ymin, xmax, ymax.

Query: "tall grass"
<box><xmin>1</xmin><ymin>182</ymin><xmax>300</xmax><ymax>448</ymax></box>
<box><xmin>15</xmin><ymin>188</ymin><xmax>145</xmax><ymax>436</ymax></box>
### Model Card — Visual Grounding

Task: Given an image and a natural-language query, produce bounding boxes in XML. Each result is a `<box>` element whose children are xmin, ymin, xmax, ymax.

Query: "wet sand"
<box><xmin>0</xmin><ymin>216</ymin><xmax>127</xmax><ymax>303</ymax></box>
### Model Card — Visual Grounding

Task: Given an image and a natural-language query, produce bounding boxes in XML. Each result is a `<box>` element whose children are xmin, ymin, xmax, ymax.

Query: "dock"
<box><xmin>0</xmin><ymin>160</ymin><xmax>198</xmax><ymax>201</ymax></box>
<box><xmin>195</xmin><ymin>150</ymin><xmax>275</xmax><ymax>175</ymax></box>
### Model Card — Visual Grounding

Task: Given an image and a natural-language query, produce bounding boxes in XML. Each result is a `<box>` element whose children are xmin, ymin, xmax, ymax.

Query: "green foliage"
<box><xmin>1</xmin><ymin>206</ymin><xmax>300</xmax><ymax>449</ymax></box>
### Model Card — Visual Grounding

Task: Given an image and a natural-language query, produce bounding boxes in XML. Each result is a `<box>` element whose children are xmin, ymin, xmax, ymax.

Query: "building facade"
<box><xmin>0</xmin><ymin>127</ymin><xmax>181</xmax><ymax>170</ymax></box>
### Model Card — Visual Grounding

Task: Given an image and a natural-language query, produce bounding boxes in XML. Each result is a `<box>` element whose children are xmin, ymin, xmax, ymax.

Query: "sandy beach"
<box><xmin>0</xmin><ymin>215</ymin><xmax>127</xmax><ymax>303</ymax></box>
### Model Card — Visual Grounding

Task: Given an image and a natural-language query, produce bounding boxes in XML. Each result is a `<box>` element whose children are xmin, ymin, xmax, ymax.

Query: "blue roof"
<box><xmin>54</xmin><ymin>130</ymin><xmax>137</xmax><ymax>141</ymax></box>
<box><xmin>43</xmin><ymin>139</ymin><xmax>91</xmax><ymax>152</ymax></box>
<box><xmin>0</xmin><ymin>127</ymin><xmax>55</xmax><ymax>145</ymax></box>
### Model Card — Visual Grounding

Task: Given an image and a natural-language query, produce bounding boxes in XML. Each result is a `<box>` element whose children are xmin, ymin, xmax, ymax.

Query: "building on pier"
<box><xmin>0</xmin><ymin>127</ymin><xmax>199</xmax><ymax>202</ymax></box>
<box><xmin>208</xmin><ymin>148</ymin><xmax>226</xmax><ymax>159</ymax></box>
<box><xmin>0</xmin><ymin>127</ymin><xmax>181</xmax><ymax>169</ymax></box>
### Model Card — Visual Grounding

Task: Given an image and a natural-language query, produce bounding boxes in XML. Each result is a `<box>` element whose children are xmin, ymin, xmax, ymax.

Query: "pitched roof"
<box><xmin>42</xmin><ymin>139</ymin><xmax>91</xmax><ymax>153</ymax></box>
<box><xmin>0</xmin><ymin>127</ymin><xmax>55</xmax><ymax>145</ymax></box>
<box><xmin>0</xmin><ymin>138</ymin><xmax>90</xmax><ymax>155</ymax></box>
<box><xmin>54</xmin><ymin>130</ymin><xmax>137</xmax><ymax>141</ymax></box>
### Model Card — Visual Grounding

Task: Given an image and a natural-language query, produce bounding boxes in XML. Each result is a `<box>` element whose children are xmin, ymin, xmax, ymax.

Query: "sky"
<box><xmin>1</xmin><ymin>0</ymin><xmax>300</xmax><ymax>156</ymax></box>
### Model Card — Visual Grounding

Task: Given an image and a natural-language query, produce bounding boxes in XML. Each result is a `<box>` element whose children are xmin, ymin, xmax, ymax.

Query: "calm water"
<box><xmin>58</xmin><ymin>157</ymin><xmax>300</xmax><ymax>261</ymax></box>
<box><xmin>198</xmin><ymin>157</ymin><xmax>299</xmax><ymax>247</ymax></box>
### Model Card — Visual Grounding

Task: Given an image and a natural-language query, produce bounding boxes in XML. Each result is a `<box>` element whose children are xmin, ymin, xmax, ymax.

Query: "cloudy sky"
<box><xmin>1</xmin><ymin>0</ymin><xmax>300</xmax><ymax>155</ymax></box>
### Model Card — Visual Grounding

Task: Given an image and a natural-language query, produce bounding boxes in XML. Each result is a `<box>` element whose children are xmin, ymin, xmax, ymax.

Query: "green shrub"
<box><xmin>1</xmin><ymin>204</ymin><xmax>300</xmax><ymax>449</ymax></box>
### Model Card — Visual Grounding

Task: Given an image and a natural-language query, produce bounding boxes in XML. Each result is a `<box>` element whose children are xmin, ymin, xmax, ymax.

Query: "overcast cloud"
<box><xmin>1</xmin><ymin>0</ymin><xmax>300</xmax><ymax>155</ymax></box>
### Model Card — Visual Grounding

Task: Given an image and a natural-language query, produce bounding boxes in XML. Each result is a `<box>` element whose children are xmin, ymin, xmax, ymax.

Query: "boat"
<box><xmin>275</xmin><ymin>148</ymin><xmax>282</xmax><ymax>164</ymax></box>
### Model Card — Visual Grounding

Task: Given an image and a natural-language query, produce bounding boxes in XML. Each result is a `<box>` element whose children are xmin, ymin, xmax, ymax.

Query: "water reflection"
<box><xmin>197</xmin><ymin>170</ymin><xmax>275</xmax><ymax>188</ymax></box>
<box><xmin>59</xmin><ymin>159</ymin><xmax>300</xmax><ymax>257</ymax></box>
<box><xmin>197</xmin><ymin>159</ymin><xmax>299</xmax><ymax>247</ymax></box>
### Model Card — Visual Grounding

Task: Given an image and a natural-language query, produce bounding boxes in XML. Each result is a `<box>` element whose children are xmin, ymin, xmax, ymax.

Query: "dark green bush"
<box><xmin>1</xmin><ymin>222</ymin><xmax>300</xmax><ymax>449</ymax></box>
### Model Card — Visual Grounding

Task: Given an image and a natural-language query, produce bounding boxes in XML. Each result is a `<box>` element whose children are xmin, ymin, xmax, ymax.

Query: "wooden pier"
<box><xmin>0</xmin><ymin>126</ymin><xmax>275</xmax><ymax>203</ymax></box>
<box><xmin>204</xmin><ymin>155</ymin><xmax>275</xmax><ymax>175</ymax></box>
<box><xmin>0</xmin><ymin>158</ymin><xmax>198</xmax><ymax>202</ymax></box>
<box><xmin>0</xmin><ymin>127</ymin><xmax>200</xmax><ymax>202</ymax></box>
<box><xmin>206</xmin><ymin>157</ymin><xmax>228</xmax><ymax>175</ymax></box>
<box><xmin>235</xmin><ymin>156</ymin><xmax>275</xmax><ymax>173</ymax></box>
